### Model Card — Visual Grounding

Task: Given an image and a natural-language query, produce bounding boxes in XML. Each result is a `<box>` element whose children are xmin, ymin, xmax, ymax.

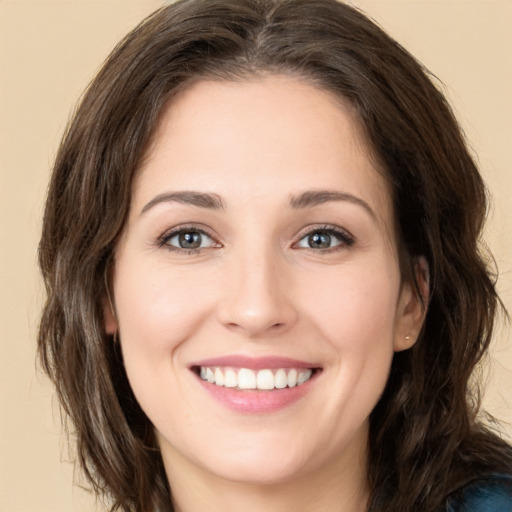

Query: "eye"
<box><xmin>160</xmin><ymin>228</ymin><xmax>218</xmax><ymax>251</ymax></box>
<box><xmin>295</xmin><ymin>227</ymin><xmax>354</xmax><ymax>250</ymax></box>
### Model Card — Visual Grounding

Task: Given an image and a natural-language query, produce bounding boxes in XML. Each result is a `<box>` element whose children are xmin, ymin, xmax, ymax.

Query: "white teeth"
<box><xmin>238</xmin><ymin>368</ymin><xmax>256</xmax><ymax>389</ymax></box>
<box><xmin>224</xmin><ymin>368</ymin><xmax>237</xmax><ymax>388</ymax></box>
<box><xmin>297</xmin><ymin>369</ymin><xmax>312</xmax><ymax>385</ymax></box>
<box><xmin>256</xmin><ymin>369</ymin><xmax>274</xmax><ymax>390</ymax></box>
<box><xmin>206</xmin><ymin>367</ymin><xmax>215</xmax><ymax>383</ymax></box>
<box><xmin>287</xmin><ymin>369</ymin><xmax>298</xmax><ymax>387</ymax></box>
<box><xmin>214</xmin><ymin>368</ymin><xmax>224</xmax><ymax>386</ymax></box>
<box><xmin>198</xmin><ymin>366</ymin><xmax>315</xmax><ymax>390</ymax></box>
<box><xmin>274</xmin><ymin>368</ymin><xmax>287</xmax><ymax>389</ymax></box>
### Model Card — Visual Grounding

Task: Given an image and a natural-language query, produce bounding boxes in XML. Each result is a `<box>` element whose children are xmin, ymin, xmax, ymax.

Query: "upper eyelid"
<box><xmin>294</xmin><ymin>224</ymin><xmax>354</xmax><ymax>241</ymax></box>
<box><xmin>291</xmin><ymin>226</ymin><xmax>356</xmax><ymax>252</ymax></box>
<box><xmin>156</xmin><ymin>223</ymin><xmax>354</xmax><ymax>248</ymax></box>
<box><xmin>158</xmin><ymin>224</ymin><xmax>220</xmax><ymax>247</ymax></box>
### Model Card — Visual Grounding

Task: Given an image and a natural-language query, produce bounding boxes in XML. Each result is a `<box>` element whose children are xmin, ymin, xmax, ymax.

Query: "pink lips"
<box><xmin>190</xmin><ymin>355</ymin><xmax>321</xmax><ymax>414</ymax></box>
<box><xmin>191</xmin><ymin>355</ymin><xmax>317</xmax><ymax>370</ymax></box>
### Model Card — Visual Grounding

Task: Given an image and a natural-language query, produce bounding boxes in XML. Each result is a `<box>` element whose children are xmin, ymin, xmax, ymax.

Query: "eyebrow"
<box><xmin>289</xmin><ymin>190</ymin><xmax>376</xmax><ymax>220</ymax></box>
<box><xmin>140</xmin><ymin>191</ymin><xmax>225</xmax><ymax>215</ymax></box>
<box><xmin>140</xmin><ymin>188</ymin><xmax>376</xmax><ymax>219</ymax></box>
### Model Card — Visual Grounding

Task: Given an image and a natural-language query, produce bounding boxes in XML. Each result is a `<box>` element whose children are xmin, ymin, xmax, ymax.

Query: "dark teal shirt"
<box><xmin>445</xmin><ymin>474</ymin><xmax>512</xmax><ymax>512</ymax></box>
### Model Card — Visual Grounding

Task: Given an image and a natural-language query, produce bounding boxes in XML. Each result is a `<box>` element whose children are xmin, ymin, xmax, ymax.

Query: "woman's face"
<box><xmin>107</xmin><ymin>76</ymin><xmax>422</xmax><ymax>487</ymax></box>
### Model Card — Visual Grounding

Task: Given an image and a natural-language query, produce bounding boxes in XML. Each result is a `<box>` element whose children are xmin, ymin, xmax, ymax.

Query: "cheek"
<box><xmin>112</xmin><ymin>258</ymin><xmax>218</xmax><ymax>429</ymax></box>
<box><xmin>299</xmin><ymin>261</ymin><xmax>401</xmax><ymax>351</ymax></box>
<box><xmin>114</xmin><ymin>258</ymin><xmax>218</xmax><ymax>355</ymax></box>
<box><xmin>295</xmin><ymin>257</ymin><xmax>400</xmax><ymax>413</ymax></box>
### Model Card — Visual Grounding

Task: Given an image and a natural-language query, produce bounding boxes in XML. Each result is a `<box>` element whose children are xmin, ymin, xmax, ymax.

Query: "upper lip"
<box><xmin>190</xmin><ymin>355</ymin><xmax>320</xmax><ymax>370</ymax></box>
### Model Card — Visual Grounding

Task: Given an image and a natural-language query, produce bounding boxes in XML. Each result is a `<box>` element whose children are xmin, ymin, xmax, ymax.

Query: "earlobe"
<box><xmin>394</xmin><ymin>256</ymin><xmax>429</xmax><ymax>352</ymax></box>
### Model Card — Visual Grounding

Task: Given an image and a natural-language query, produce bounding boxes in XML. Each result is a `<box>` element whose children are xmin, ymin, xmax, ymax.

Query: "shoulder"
<box><xmin>445</xmin><ymin>474</ymin><xmax>512</xmax><ymax>512</ymax></box>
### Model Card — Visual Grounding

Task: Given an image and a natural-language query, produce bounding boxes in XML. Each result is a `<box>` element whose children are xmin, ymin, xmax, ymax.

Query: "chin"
<box><xmin>159</xmin><ymin>427</ymin><xmax>317</xmax><ymax>486</ymax></box>
<box><xmin>202</xmin><ymin>450</ymin><xmax>312</xmax><ymax>486</ymax></box>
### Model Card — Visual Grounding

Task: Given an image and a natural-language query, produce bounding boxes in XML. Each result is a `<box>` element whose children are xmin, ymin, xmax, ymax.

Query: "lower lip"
<box><xmin>195</xmin><ymin>373</ymin><xmax>318</xmax><ymax>414</ymax></box>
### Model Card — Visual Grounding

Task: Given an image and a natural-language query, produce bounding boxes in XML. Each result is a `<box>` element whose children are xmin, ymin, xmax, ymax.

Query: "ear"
<box><xmin>394</xmin><ymin>256</ymin><xmax>429</xmax><ymax>352</ymax></box>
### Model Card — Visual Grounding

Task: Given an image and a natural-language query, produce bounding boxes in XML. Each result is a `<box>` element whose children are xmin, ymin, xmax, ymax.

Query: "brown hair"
<box><xmin>38</xmin><ymin>1</ymin><xmax>512</xmax><ymax>511</ymax></box>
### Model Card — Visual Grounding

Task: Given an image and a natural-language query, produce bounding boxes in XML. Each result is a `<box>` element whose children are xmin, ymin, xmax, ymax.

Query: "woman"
<box><xmin>38</xmin><ymin>0</ymin><xmax>512</xmax><ymax>511</ymax></box>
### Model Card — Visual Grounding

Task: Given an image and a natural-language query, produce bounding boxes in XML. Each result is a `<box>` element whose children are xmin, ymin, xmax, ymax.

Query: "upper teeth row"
<box><xmin>199</xmin><ymin>367</ymin><xmax>313</xmax><ymax>390</ymax></box>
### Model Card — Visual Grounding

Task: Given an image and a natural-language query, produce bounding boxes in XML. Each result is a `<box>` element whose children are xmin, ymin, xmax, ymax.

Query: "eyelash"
<box><xmin>157</xmin><ymin>224</ymin><xmax>355</xmax><ymax>254</ymax></box>
<box><xmin>293</xmin><ymin>225</ymin><xmax>355</xmax><ymax>252</ymax></box>
<box><xmin>157</xmin><ymin>225</ymin><xmax>219</xmax><ymax>254</ymax></box>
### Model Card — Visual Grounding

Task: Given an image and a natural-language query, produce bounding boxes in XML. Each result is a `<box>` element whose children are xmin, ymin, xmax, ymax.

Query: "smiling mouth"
<box><xmin>192</xmin><ymin>366</ymin><xmax>321</xmax><ymax>391</ymax></box>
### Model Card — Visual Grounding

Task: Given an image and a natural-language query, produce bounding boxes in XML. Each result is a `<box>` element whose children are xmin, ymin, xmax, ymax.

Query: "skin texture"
<box><xmin>105</xmin><ymin>76</ymin><xmax>426</xmax><ymax>512</ymax></box>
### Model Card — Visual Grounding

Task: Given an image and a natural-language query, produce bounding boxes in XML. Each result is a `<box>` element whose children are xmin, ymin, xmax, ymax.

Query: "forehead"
<box><xmin>133</xmin><ymin>75</ymin><xmax>393</xmax><ymax>228</ymax></box>
<box><xmin>143</xmin><ymin>74</ymin><xmax>370</xmax><ymax>168</ymax></box>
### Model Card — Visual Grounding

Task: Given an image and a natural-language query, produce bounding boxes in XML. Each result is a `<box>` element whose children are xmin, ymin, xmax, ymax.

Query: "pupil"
<box><xmin>309</xmin><ymin>232</ymin><xmax>331</xmax><ymax>249</ymax></box>
<box><xmin>179</xmin><ymin>231</ymin><xmax>201</xmax><ymax>249</ymax></box>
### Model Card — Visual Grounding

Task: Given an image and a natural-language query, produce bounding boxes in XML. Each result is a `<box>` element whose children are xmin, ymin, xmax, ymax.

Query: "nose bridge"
<box><xmin>218</xmin><ymin>237</ymin><xmax>296</xmax><ymax>336</ymax></box>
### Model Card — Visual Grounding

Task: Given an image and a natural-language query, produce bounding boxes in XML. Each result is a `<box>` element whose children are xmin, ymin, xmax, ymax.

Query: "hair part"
<box><xmin>38</xmin><ymin>1</ymin><xmax>512</xmax><ymax>511</ymax></box>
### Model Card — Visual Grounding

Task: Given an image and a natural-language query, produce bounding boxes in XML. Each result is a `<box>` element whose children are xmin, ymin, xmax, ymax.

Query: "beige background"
<box><xmin>1</xmin><ymin>1</ymin><xmax>510</xmax><ymax>510</ymax></box>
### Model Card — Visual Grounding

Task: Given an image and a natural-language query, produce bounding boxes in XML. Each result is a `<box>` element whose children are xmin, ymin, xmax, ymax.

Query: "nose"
<box><xmin>216</xmin><ymin>245</ymin><xmax>298</xmax><ymax>338</ymax></box>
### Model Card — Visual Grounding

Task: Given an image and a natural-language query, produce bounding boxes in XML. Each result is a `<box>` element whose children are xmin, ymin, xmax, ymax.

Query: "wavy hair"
<box><xmin>38</xmin><ymin>0</ymin><xmax>512</xmax><ymax>510</ymax></box>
